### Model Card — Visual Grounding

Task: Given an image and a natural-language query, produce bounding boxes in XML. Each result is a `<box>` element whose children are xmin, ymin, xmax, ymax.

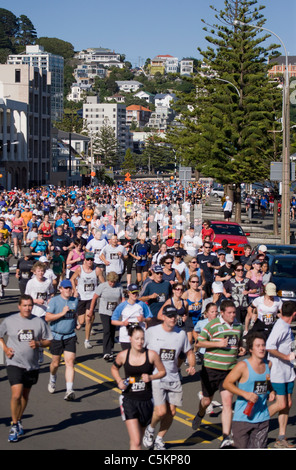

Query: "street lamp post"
<box><xmin>234</xmin><ymin>20</ymin><xmax>290</xmax><ymax>244</ymax></box>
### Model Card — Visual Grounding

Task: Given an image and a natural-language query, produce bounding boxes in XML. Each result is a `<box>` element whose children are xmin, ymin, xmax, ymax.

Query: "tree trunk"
<box><xmin>234</xmin><ymin>183</ymin><xmax>242</xmax><ymax>224</ymax></box>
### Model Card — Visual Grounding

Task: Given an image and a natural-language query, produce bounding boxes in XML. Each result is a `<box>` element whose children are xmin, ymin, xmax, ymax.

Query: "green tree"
<box><xmin>166</xmin><ymin>0</ymin><xmax>282</xmax><ymax>222</ymax></box>
<box><xmin>122</xmin><ymin>148</ymin><xmax>136</xmax><ymax>174</ymax></box>
<box><xmin>92</xmin><ymin>122</ymin><xmax>120</xmax><ymax>168</ymax></box>
<box><xmin>36</xmin><ymin>37</ymin><xmax>74</xmax><ymax>60</ymax></box>
<box><xmin>141</xmin><ymin>134</ymin><xmax>174</xmax><ymax>173</ymax></box>
<box><xmin>16</xmin><ymin>14</ymin><xmax>37</xmax><ymax>45</ymax></box>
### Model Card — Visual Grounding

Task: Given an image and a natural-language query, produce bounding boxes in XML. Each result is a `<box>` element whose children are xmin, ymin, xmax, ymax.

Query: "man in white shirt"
<box><xmin>100</xmin><ymin>234</ymin><xmax>128</xmax><ymax>281</ymax></box>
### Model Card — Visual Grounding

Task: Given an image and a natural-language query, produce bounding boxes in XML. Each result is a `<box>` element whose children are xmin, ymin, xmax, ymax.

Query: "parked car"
<box><xmin>251</xmin><ymin>244</ymin><xmax>296</xmax><ymax>256</ymax></box>
<box><xmin>211</xmin><ymin>185</ymin><xmax>224</xmax><ymax>198</ymax></box>
<box><xmin>210</xmin><ymin>221</ymin><xmax>250</xmax><ymax>258</ymax></box>
<box><xmin>268</xmin><ymin>254</ymin><xmax>296</xmax><ymax>302</ymax></box>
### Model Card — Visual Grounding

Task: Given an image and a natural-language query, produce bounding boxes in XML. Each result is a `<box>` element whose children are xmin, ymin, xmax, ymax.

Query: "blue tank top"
<box><xmin>232</xmin><ymin>359</ymin><xmax>270</xmax><ymax>423</ymax></box>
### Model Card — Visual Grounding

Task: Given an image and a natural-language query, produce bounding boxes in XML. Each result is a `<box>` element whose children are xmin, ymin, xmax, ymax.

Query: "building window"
<box><xmin>15</xmin><ymin>69</ymin><xmax>21</xmax><ymax>83</ymax></box>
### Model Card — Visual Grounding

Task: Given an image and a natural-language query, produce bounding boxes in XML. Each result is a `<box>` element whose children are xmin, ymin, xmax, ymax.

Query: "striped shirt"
<box><xmin>198</xmin><ymin>316</ymin><xmax>243</xmax><ymax>371</ymax></box>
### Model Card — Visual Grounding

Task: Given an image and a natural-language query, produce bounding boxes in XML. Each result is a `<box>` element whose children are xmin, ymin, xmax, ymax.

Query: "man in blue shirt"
<box><xmin>45</xmin><ymin>279</ymin><xmax>78</xmax><ymax>401</ymax></box>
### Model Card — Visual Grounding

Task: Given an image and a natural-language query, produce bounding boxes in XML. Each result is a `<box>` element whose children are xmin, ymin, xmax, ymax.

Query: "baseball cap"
<box><xmin>175</xmin><ymin>251</ymin><xmax>182</xmax><ymax>257</ymax></box>
<box><xmin>162</xmin><ymin>305</ymin><xmax>178</xmax><ymax>317</ymax></box>
<box><xmin>152</xmin><ymin>265</ymin><xmax>163</xmax><ymax>273</ymax></box>
<box><xmin>225</xmin><ymin>254</ymin><xmax>234</xmax><ymax>263</ymax></box>
<box><xmin>60</xmin><ymin>280</ymin><xmax>72</xmax><ymax>288</ymax></box>
<box><xmin>265</xmin><ymin>282</ymin><xmax>277</xmax><ymax>296</ymax></box>
<box><xmin>39</xmin><ymin>256</ymin><xmax>49</xmax><ymax>263</ymax></box>
<box><xmin>217</xmin><ymin>249</ymin><xmax>226</xmax><ymax>255</ymax></box>
<box><xmin>258</xmin><ymin>245</ymin><xmax>267</xmax><ymax>252</ymax></box>
<box><xmin>85</xmin><ymin>252</ymin><xmax>94</xmax><ymax>259</ymax></box>
<box><xmin>212</xmin><ymin>281</ymin><xmax>224</xmax><ymax>293</ymax></box>
<box><xmin>127</xmin><ymin>283</ymin><xmax>140</xmax><ymax>293</ymax></box>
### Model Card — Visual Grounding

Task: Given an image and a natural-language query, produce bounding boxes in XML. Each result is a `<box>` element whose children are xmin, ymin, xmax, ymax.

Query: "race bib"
<box><xmin>159</xmin><ymin>348</ymin><xmax>176</xmax><ymax>361</ymax></box>
<box><xmin>253</xmin><ymin>380</ymin><xmax>268</xmax><ymax>395</ymax></box>
<box><xmin>37</xmin><ymin>292</ymin><xmax>47</xmax><ymax>300</ymax></box>
<box><xmin>107</xmin><ymin>301</ymin><xmax>117</xmax><ymax>311</ymax></box>
<box><xmin>18</xmin><ymin>329</ymin><xmax>34</xmax><ymax>342</ymax></box>
<box><xmin>84</xmin><ymin>283</ymin><xmax>95</xmax><ymax>292</ymax></box>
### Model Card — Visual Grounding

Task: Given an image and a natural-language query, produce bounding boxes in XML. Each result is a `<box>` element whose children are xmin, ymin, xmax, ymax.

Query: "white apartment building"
<box><xmin>83</xmin><ymin>96</ymin><xmax>127</xmax><ymax>158</ymax></box>
<box><xmin>75</xmin><ymin>48</ymin><xmax>124</xmax><ymax>68</ymax></box>
<box><xmin>115</xmin><ymin>80</ymin><xmax>143</xmax><ymax>93</ymax></box>
<box><xmin>180</xmin><ymin>59</ymin><xmax>194</xmax><ymax>76</ymax></box>
<box><xmin>0</xmin><ymin>64</ymin><xmax>51</xmax><ymax>189</ymax></box>
<box><xmin>8</xmin><ymin>45</ymin><xmax>64</xmax><ymax>121</ymax></box>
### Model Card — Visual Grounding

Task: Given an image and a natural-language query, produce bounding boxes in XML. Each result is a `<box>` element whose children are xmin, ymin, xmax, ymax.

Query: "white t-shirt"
<box><xmin>86</xmin><ymin>238</ymin><xmax>108</xmax><ymax>264</ymax></box>
<box><xmin>182</xmin><ymin>234</ymin><xmax>202</xmax><ymax>257</ymax></box>
<box><xmin>25</xmin><ymin>277</ymin><xmax>54</xmax><ymax>317</ymax></box>
<box><xmin>252</xmin><ymin>295</ymin><xmax>282</xmax><ymax>326</ymax></box>
<box><xmin>100</xmin><ymin>244</ymin><xmax>127</xmax><ymax>274</ymax></box>
<box><xmin>266</xmin><ymin>318</ymin><xmax>296</xmax><ymax>383</ymax></box>
<box><xmin>144</xmin><ymin>323</ymin><xmax>191</xmax><ymax>383</ymax></box>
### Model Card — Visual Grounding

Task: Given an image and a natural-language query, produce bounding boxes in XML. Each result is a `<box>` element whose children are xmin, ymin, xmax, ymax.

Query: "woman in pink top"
<box><xmin>11</xmin><ymin>210</ymin><xmax>25</xmax><ymax>258</ymax></box>
<box><xmin>66</xmin><ymin>241</ymin><xmax>85</xmax><ymax>278</ymax></box>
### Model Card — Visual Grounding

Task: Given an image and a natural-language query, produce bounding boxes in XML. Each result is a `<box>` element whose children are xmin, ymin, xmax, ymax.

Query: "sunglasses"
<box><xmin>174</xmin><ymin>288</ymin><xmax>183</xmax><ymax>291</ymax></box>
<box><xmin>130</xmin><ymin>291</ymin><xmax>139</xmax><ymax>295</ymax></box>
<box><xmin>236</xmin><ymin>269</ymin><xmax>243</xmax><ymax>272</ymax></box>
<box><xmin>164</xmin><ymin>313</ymin><xmax>177</xmax><ymax>318</ymax></box>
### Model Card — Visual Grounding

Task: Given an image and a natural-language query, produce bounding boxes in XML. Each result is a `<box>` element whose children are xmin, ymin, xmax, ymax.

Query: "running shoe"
<box><xmin>274</xmin><ymin>439</ymin><xmax>296</xmax><ymax>448</ymax></box>
<box><xmin>154</xmin><ymin>437</ymin><xmax>166</xmax><ymax>450</ymax></box>
<box><xmin>143</xmin><ymin>427</ymin><xmax>154</xmax><ymax>449</ymax></box>
<box><xmin>84</xmin><ymin>340</ymin><xmax>92</xmax><ymax>349</ymax></box>
<box><xmin>191</xmin><ymin>412</ymin><xmax>203</xmax><ymax>430</ymax></box>
<box><xmin>220</xmin><ymin>435</ymin><xmax>234</xmax><ymax>448</ymax></box>
<box><xmin>48</xmin><ymin>380</ymin><xmax>56</xmax><ymax>394</ymax></box>
<box><xmin>17</xmin><ymin>420</ymin><xmax>24</xmax><ymax>436</ymax></box>
<box><xmin>8</xmin><ymin>424</ymin><xmax>18</xmax><ymax>442</ymax></box>
<box><xmin>64</xmin><ymin>390</ymin><xmax>75</xmax><ymax>401</ymax></box>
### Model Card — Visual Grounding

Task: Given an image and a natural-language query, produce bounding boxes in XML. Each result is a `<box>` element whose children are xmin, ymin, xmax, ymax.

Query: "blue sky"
<box><xmin>1</xmin><ymin>0</ymin><xmax>296</xmax><ymax>66</ymax></box>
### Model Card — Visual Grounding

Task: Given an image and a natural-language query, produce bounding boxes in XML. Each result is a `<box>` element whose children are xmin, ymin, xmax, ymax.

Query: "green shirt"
<box><xmin>0</xmin><ymin>242</ymin><xmax>13</xmax><ymax>272</ymax></box>
<box><xmin>198</xmin><ymin>316</ymin><xmax>243</xmax><ymax>371</ymax></box>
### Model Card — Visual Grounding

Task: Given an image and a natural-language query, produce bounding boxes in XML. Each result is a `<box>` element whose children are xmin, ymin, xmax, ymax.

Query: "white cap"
<box><xmin>258</xmin><ymin>245</ymin><xmax>267</xmax><ymax>252</ymax></box>
<box><xmin>212</xmin><ymin>281</ymin><xmax>224</xmax><ymax>293</ymax></box>
<box><xmin>225</xmin><ymin>254</ymin><xmax>234</xmax><ymax>263</ymax></box>
<box><xmin>39</xmin><ymin>256</ymin><xmax>49</xmax><ymax>263</ymax></box>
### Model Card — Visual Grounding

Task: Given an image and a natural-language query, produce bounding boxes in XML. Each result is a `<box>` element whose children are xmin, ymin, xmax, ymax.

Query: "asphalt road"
<box><xmin>0</xmin><ymin>259</ymin><xmax>296</xmax><ymax>454</ymax></box>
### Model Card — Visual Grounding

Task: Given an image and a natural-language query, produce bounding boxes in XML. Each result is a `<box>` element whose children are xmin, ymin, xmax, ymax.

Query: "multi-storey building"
<box><xmin>0</xmin><ymin>64</ymin><xmax>51</xmax><ymax>188</ymax></box>
<box><xmin>268</xmin><ymin>55</ymin><xmax>296</xmax><ymax>79</ymax></box>
<box><xmin>180</xmin><ymin>58</ymin><xmax>194</xmax><ymax>76</ymax></box>
<box><xmin>83</xmin><ymin>96</ymin><xmax>127</xmax><ymax>159</ymax></box>
<box><xmin>75</xmin><ymin>48</ymin><xmax>124</xmax><ymax>68</ymax></box>
<box><xmin>126</xmin><ymin>105</ymin><xmax>151</xmax><ymax>128</ymax></box>
<box><xmin>8</xmin><ymin>45</ymin><xmax>64</xmax><ymax>122</ymax></box>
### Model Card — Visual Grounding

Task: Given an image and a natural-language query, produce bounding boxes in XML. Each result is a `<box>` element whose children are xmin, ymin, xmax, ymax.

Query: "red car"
<box><xmin>210</xmin><ymin>221</ymin><xmax>250</xmax><ymax>258</ymax></box>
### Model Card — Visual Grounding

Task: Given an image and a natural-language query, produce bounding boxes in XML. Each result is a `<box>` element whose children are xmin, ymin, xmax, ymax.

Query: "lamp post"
<box><xmin>234</xmin><ymin>20</ymin><xmax>290</xmax><ymax>244</ymax></box>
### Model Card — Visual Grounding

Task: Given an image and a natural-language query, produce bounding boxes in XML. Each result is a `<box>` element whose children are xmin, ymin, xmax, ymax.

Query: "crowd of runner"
<box><xmin>0</xmin><ymin>182</ymin><xmax>295</xmax><ymax>450</ymax></box>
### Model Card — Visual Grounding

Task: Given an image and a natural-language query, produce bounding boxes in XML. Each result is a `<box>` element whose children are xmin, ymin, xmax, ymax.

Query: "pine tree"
<box><xmin>166</xmin><ymin>0</ymin><xmax>282</xmax><ymax>222</ymax></box>
<box><xmin>92</xmin><ymin>122</ymin><xmax>119</xmax><ymax>168</ymax></box>
<box><xmin>16</xmin><ymin>15</ymin><xmax>37</xmax><ymax>45</ymax></box>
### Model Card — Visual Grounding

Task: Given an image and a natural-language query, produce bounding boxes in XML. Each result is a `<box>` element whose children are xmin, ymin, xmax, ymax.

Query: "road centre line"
<box><xmin>43</xmin><ymin>350</ymin><xmax>222</xmax><ymax>443</ymax></box>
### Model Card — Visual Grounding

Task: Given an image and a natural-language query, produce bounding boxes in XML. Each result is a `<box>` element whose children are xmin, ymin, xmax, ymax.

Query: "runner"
<box><xmin>0</xmin><ymin>294</ymin><xmax>52</xmax><ymax>442</ymax></box>
<box><xmin>45</xmin><ymin>279</ymin><xmax>79</xmax><ymax>401</ymax></box>
<box><xmin>111</xmin><ymin>325</ymin><xmax>166</xmax><ymax>450</ymax></box>
<box><xmin>193</xmin><ymin>299</ymin><xmax>246</xmax><ymax>448</ymax></box>
<box><xmin>111</xmin><ymin>284</ymin><xmax>153</xmax><ymax>350</ymax></box>
<box><xmin>223</xmin><ymin>331</ymin><xmax>276</xmax><ymax>449</ymax></box>
<box><xmin>143</xmin><ymin>305</ymin><xmax>196</xmax><ymax>450</ymax></box>
<box><xmin>70</xmin><ymin>252</ymin><xmax>100</xmax><ymax>349</ymax></box>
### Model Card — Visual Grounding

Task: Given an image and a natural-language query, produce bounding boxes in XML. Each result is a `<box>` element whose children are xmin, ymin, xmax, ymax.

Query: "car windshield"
<box><xmin>211</xmin><ymin>224</ymin><xmax>245</xmax><ymax>236</ymax></box>
<box><xmin>272</xmin><ymin>258</ymin><xmax>296</xmax><ymax>278</ymax></box>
